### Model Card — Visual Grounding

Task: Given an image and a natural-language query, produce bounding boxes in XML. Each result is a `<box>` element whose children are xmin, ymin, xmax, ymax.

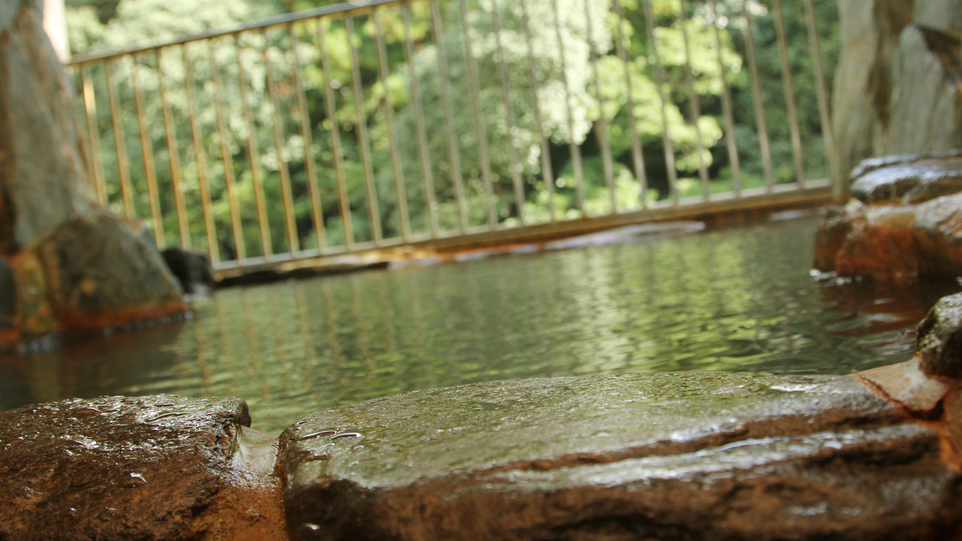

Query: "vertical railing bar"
<box><xmin>612</xmin><ymin>0</ymin><xmax>647</xmax><ymax>207</ymax></box>
<box><xmin>430</xmin><ymin>0</ymin><xmax>468</xmax><ymax>233</ymax></box>
<box><xmin>261</xmin><ymin>28</ymin><xmax>300</xmax><ymax>254</ymax></box>
<box><xmin>709</xmin><ymin>0</ymin><xmax>742</xmax><ymax>196</ymax></box>
<box><xmin>802</xmin><ymin>0</ymin><xmax>836</xmax><ymax>195</ymax></box>
<box><xmin>288</xmin><ymin>22</ymin><xmax>326</xmax><ymax>248</ymax></box>
<box><xmin>345</xmin><ymin>16</ymin><xmax>383</xmax><ymax>245</ymax></box>
<box><xmin>678</xmin><ymin>0</ymin><xmax>710</xmax><ymax>201</ymax></box>
<box><xmin>80</xmin><ymin>65</ymin><xmax>107</xmax><ymax>204</ymax></box>
<box><xmin>457</xmin><ymin>0</ymin><xmax>497</xmax><ymax>230</ymax></box>
<box><xmin>104</xmin><ymin>60</ymin><xmax>134</xmax><ymax>218</ymax></box>
<box><xmin>772</xmin><ymin>0</ymin><xmax>805</xmax><ymax>188</ymax></box>
<box><xmin>182</xmin><ymin>45</ymin><xmax>220</xmax><ymax>263</ymax></box>
<box><xmin>373</xmin><ymin>11</ymin><xmax>411</xmax><ymax>242</ymax></box>
<box><xmin>402</xmin><ymin>4</ymin><xmax>439</xmax><ymax>237</ymax></box>
<box><xmin>642</xmin><ymin>0</ymin><xmax>679</xmax><ymax>204</ymax></box>
<box><xmin>740</xmin><ymin>0</ymin><xmax>774</xmax><ymax>192</ymax></box>
<box><xmin>583</xmin><ymin>0</ymin><xmax>617</xmax><ymax>213</ymax></box>
<box><xmin>317</xmin><ymin>20</ymin><xmax>354</xmax><ymax>247</ymax></box>
<box><xmin>519</xmin><ymin>0</ymin><xmax>555</xmax><ymax>221</ymax></box>
<box><xmin>234</xmin><ymin>35</ymin><xmax>273</xmax><ymax>256</ymax></box>
<box><xmin>156</xmin><ymin>51</ymin><xmax>191</xmax><ymax>247</ymax></box>
<box><xmin>130</xmin><ymin>54</ymin><xmax>165</xmax><ymax>247</ymax></box>
<box><xmin>549</xmin><ymin>0</ymin><xmax>586</xmax><ymax>212</ymax></box>
<box><xmin>488</xmin><ymin>0</ymin><xmax>526</xmax><ymax>225</ymax></box>
<box><xmin>208</xmin><ymin>38</ymin><xmax>246</xmax><ymax>260</ymax></box>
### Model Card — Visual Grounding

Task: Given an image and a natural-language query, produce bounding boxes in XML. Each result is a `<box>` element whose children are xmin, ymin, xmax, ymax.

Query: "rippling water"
<box><xmin>1</xmin><ymin>215</ymin><xmax>957</xmax><ymax>434</ymax></box>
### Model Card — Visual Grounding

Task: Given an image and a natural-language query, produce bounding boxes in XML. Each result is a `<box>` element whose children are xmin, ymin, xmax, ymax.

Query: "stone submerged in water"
<box><xmin>0</xmin><ymin>394</ymin><xmax>287</xmax><ymax>541</ymax></box>
<box><xmin>278</xmin><ymin>372</ymin><xmax>961</xmax><ymax>541</ymax></box>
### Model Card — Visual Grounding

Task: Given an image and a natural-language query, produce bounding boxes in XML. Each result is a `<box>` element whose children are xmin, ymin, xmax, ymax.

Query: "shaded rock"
<box><xmin>0</xmin><ymin>255</ymin><xmax>15</xmax><ymax>331</ymax></box>
<box><xmin>0</xmin><ymin>0</ymin><xmax>94</xmax><ymax>253</ymax></box>
<box><xmin>278</xmin><ymin>372</ymin><xmax>960</xmax><ymax>541</ymax></box>
<box><xmin>833</xmin><ymin>0</ymin><xmax>962</xmax><ymax>185</ymax></box>
<box><xmin>851</xmin><ymin>156</ymin><xmax>962</xmax><ymax>204</ymax></box>
<box><xmin>915</xmin><ymin>0</ymin><xmax>962</xmax><ymax>35</ymax></box>
<box><xmin>0</xmin><ymin>394</ymin><xmax>288</xmax><ymax>541</ymax></box>
<box><xmin>917</xmin><ymin>293</ymin><xmax>962</xmax><ymax>379</ymax></box>
<box><xmin>890</xmin><ymin>24</ymin><xmax>962</xmax><ymax>155</ymax></box>
<box><xmin>31</xmin><ymin>210</ymin><xmax>186</xmax><ymax>331</ymax></box>
<box><xmin>832</xmin><ymin>0</ymin><xmax>913</xmax><ymax>183</ymax></box>
<box><xmin>162</xmin><ymin>247</ymin><xmax>215</xmax><ymax>295</ymax></box>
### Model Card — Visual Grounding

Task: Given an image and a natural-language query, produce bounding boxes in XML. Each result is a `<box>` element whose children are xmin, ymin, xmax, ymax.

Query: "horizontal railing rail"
<box><xmin>67</xmin><ymin>0</ymin><xmax>837</xmax><ymax>271</ymax></box>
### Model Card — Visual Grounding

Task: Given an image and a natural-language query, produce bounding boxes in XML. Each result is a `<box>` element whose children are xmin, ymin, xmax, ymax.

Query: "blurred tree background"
<box><xmin>65</xmin><ymin>0</ymin><xmax>839</xmax><ymax>262</ymax></box>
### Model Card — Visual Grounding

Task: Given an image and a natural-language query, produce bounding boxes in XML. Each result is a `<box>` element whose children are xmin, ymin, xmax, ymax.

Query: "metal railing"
<box><xmin>67</xmin><ymin>0</ymin><xmax>837</xmax><ymax>271</ymax></box>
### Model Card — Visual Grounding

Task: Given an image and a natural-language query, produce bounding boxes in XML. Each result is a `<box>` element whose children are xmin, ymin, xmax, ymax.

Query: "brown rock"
<box><xmin>278</xmin><ymin>372</ymin><xmax>961</xmax><ymax>541</ymax></box>
<box><xmin>0</xmin><ymin>394</ymin><xmax>288</xmax><ymax>541</ymax></box>
<box><xmin>31</xmin><ymin>210</ymin><xmax>187</xmax><ymax>331</ymax></box>
<box><xmin>0</xmin><ymin>0</ymin><xmax>94</xmax><ymax>254</ymax></box>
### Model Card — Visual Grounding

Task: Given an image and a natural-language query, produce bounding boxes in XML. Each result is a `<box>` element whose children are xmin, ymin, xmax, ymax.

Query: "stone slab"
<box><xmin>851</xmin><ymin>158</ymin><xmax>962</xmax><ymax>205</ymax></box>
<box><xmin>0</xmin><ymin>394</ymin><xmax>286</xmax><ymax>541</ymax></box>
<box><xmin>279</xmin><ymin>372</ymin><xmax>961</xmax><ymax>540</ymax></box>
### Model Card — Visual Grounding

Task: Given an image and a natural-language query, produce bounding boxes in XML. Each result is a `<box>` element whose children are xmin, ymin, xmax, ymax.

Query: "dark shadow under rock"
<box><xmin>917</xmin><ymin>293</ymin><xmax>962</xmax><ymax>379</ymax></box>
<box><xmin>278</xmin><ymin>372</ymin><xmax>962</xmax><ymax>541</ymax></box>
<box><xmin>162</xmin><ymin>247</ymin><xmax>216</xmax><ymax>295</ymax></box>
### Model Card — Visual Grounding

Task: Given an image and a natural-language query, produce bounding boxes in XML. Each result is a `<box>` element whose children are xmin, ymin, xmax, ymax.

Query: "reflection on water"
<box><xmin>1</xmin><ymin>215</ymin><xmax>958</xmax><ymax>434</ymax></box>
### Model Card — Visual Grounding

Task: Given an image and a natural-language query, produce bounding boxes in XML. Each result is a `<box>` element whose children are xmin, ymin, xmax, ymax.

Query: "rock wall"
<box><xmin>832</xmin><ymin>0</ymin><xmax>914</xmax><ymax>186</ymax></box>
<box><xmin>0</xmin><ymin>0</ymin><xmax>188</xmax><ymax>340</ymax></box>
<box><xmin>0</xmin><ymin>0</ymin><xmax>93</xmax><ymax>253</ymax></box>
<box><xmin>833</xmin><ymin>0</ymin><xmax>962</xmax><ymax>185</ymax></box>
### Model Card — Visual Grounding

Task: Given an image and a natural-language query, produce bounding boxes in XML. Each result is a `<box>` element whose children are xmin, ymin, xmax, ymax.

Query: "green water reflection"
<box><xmin>1</xmin><ymin>216</ymin><xmax>958</xmax><ymax>434</ymax></box>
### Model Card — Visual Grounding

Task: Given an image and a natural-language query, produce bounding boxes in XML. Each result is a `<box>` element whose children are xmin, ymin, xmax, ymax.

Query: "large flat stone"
<box><xmin>0</xmin><ymin>394</ymin><xmax>287</xmax><ymax>541</ymax></box>
<box><xmin>278</xmin><ymin>372</ymin><xmax>961</xmax><ymax>541</ymax></box>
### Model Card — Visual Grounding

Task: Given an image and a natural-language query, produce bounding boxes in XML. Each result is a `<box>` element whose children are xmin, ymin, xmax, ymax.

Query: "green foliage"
<box><xmin>66</xmin><ymin>0</ymin><xmax>838</xmax><ymax>261</ymax></box>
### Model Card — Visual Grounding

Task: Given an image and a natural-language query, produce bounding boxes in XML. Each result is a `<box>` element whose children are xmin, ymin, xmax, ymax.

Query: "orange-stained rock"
<box><xmin>857</xmin><ymin>359</ymin><xmax>951</xmax><ymax>413</ymax></box>
<box><xmin>813</xmin><ymin>200</ymin><xmax>921</xmax><ymax>282</ymax></box>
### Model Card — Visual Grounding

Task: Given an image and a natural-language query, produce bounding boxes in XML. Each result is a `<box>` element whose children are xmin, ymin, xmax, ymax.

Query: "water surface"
<box><xmin>1</xmin><ymin>215</ymin><xmax>957</xmax><ymax>434</ymax></box>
